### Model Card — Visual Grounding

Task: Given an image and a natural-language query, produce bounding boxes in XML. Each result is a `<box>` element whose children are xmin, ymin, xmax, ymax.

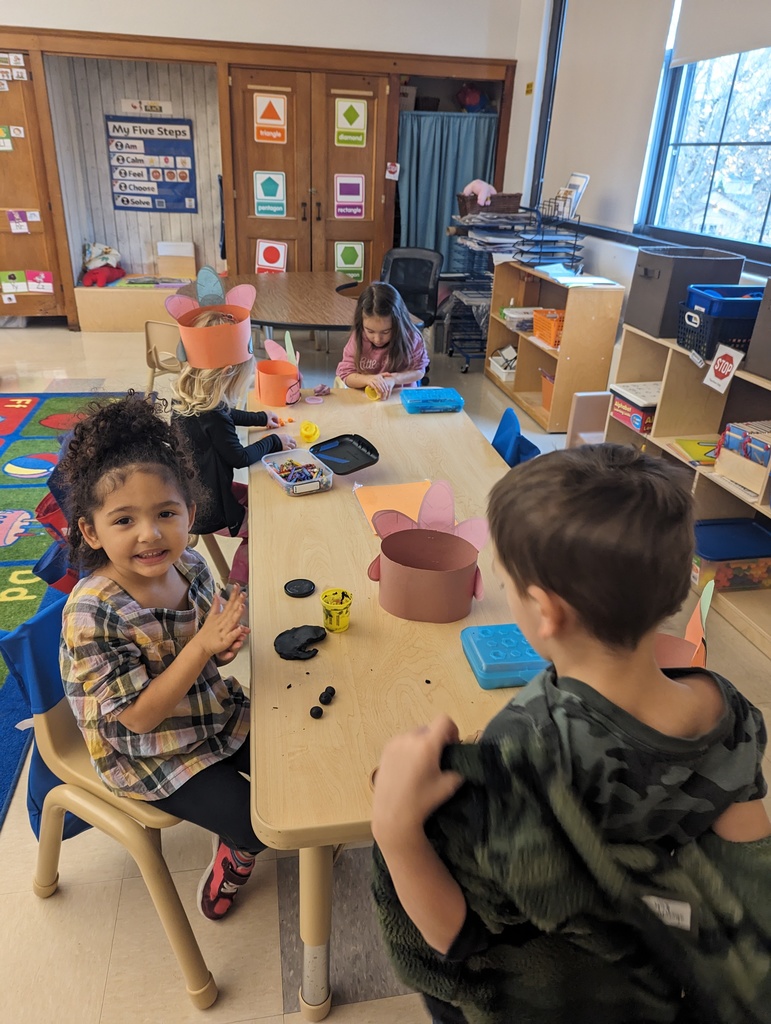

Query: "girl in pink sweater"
<box><xmin>336</xmin><ymin>282</ymin><xmax>428</xmax><ymax>399</ymax></box>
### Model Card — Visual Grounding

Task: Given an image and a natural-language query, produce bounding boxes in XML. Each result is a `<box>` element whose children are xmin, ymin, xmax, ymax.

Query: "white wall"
<box><xmin>1</xmin><ymin>0</ymin><xmax>521</xmax><ymax>59</ymax></box>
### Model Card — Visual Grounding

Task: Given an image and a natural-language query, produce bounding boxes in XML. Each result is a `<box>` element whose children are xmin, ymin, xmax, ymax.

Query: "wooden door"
<box><xmin>0</xmin><ymin>55</ymin><xmax>66</xmax><ymax>317</ymax></box>
<box><xmin>310</xmin><ymin>72</ymin><xmax>390</xmax><ymax>282</ymax></box>
<box><xmin>230</xmin><ymin>67</ymin><xmax>312</xmax><ymax>273</ymax></box>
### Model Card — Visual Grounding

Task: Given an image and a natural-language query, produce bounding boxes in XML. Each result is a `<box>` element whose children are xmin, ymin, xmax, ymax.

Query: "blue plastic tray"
<box><xmin>401</xmin><ymin>387</ymin><xmax>464</xmax><ymax>414</ymax></box>
<box><xmin>686</xmin><ymin>284</ymin><xmax>764</xmax><ymax>319</ymax></box>
<box><xmin>461</xmin><ymin>624</ymin><xmax>549</xmax><ymax>690</ymax></box>
<box><xmin>694</xmin><ymin>518</ymin><xmax>771</xmax><ymax>560</ymax></box>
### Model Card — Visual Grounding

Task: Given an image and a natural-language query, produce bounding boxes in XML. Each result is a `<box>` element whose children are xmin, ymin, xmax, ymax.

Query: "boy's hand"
<box><xmin>372</xmin><ymin>714</ymin><xmax>464</xmax><ymax>844</ymax></box>
<box><xmin>264</xmin><ymin>412</ymin><xmax>280</xmax><ymax>429</ymax></box>
<box><xmin>195</xmin><ymin>589</ymin><xmax>250</xmax><ymax>660</ymax></box>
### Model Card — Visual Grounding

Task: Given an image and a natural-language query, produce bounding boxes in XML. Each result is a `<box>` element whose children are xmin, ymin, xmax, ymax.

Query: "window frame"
<box><xmin>635</xmin><ymin>48</ymin><xmax>771</xmax><ymax>271</ymax></box>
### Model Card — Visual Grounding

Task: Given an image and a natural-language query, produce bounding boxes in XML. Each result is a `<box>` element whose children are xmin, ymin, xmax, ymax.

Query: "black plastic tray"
<box><xmin>309</xmin><ymin>433</ymin><xmax>379</xmax><ymax>474</ymax></box>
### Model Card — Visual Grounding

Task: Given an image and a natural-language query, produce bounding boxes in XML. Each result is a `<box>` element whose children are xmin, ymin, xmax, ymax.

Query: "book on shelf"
<box><xmin>666</xmin><ymin>437</ymin><xmax>720</xmax><ymax>466</ymax></box>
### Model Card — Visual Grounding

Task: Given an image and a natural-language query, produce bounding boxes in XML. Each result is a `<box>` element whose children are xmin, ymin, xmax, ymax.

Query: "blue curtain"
<box><xmin>397</xmin><ymin>112</ymin><xmax>498</xmax><ymax>268</ymax></box>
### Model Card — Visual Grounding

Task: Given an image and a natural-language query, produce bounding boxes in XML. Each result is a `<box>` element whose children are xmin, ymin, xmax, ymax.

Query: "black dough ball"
<box><xmin>325</xmin><ymin>685</ymin><xmax>336</xmax><ymax>697</ymax></box>
<box><xmin>274</xmin><ymin>625</ymin><xmax>327</xmax><ymax>661</ymax></box>
<box><xmin>310</xmin><ymin>705</ymin><xmax>323</xmax><ymax>719</ymax></box>
<box><xmin>319</xmin><ymin>692</ymin><xmax>332</xmax><ymax>705</ymax></box>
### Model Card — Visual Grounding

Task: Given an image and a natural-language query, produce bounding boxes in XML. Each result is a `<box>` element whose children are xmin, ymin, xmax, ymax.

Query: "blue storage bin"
<box><xmin>686</xmin><ymin>284</ymin><xmax>764</xmax><ymax>318</ymax></box>
<box><xmin>400</xmin><ymin>387</ymin><xmax>464</xmax><ymax>414</ymax></box>
<box><xmin>461</xmin><ymin>624</ymin><xmax>549</xmax><ymax>690</ymax></box>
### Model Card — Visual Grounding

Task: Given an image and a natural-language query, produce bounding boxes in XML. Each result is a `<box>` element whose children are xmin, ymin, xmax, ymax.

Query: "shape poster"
<box><xmin>335</xmin><ymin>99</ymin><xmax>367</xmax><ymax>147</ymax></box>
<box><xmin>105</xmin><ymin>115</ymin><xmax>197</xmax><ymax>214</ymax></box>
<box><xmin>334</xmin><ymin>174</ymin><xmax>364</xmax><ymax>218</ymax></box>
<box><xmin>334</xmin><ymin>241</ymin><xmax>364</xmax><ymax>281</ymax></box>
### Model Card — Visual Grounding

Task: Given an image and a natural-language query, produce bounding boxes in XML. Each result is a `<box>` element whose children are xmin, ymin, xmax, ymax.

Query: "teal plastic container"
<box><xmin>400</xmin><ymin>387</ymin><xmax>464</xmax><ymax>414</ymax></box>
<box><xmin>461</xmin><ymin>624</ymin><xmax>549</xmax><ymax>690</ymax></box>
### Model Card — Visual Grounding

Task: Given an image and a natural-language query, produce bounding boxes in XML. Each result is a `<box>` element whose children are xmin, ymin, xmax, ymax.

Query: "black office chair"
<box><xmin>381</xmin><ymin>247</ymin><xmax>444</xmax><ymax>329</ymax></box>
<box><xmin>381</xmin><ymin>248</ymin><xmax>443</xmax><ymax>385</ymax></box>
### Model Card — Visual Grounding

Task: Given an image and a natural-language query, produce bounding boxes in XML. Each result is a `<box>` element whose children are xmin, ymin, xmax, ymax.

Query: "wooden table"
<box><xmin>247</xmin><ymin>390</ymin><xmax>511</xmax><ymax>1019</ymax></box>
<box><xmin>180</xmin><ymin>271</ymin><xmax>357</xmax><ymax>343</ymax></box>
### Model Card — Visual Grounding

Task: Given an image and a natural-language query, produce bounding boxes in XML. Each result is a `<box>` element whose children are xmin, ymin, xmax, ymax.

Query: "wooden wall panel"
<box><xmin>43</xmin><ymin>55</ymin><xmax>223</xmax><ymax>278</ymax></box>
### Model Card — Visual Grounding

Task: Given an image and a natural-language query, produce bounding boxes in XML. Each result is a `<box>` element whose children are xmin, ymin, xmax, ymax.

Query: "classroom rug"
<box><xmin>276</xmin><ymin>845</ymin><xmax>413</xmax><ymax>1013</ymax></box>
<box><xmin>0</xmin><ymin>392</ymin><xmax>116</xmax><ymax>830</ymax></box>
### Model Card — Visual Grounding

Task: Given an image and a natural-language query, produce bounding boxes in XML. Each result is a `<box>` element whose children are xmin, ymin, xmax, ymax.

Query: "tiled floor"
<box><xmin>0</xmin><ymin>320</ymin><xmax>768</xmax><ymax>1023</ymax></box>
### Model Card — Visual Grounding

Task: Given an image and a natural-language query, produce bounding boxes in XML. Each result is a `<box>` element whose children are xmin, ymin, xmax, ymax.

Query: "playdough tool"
<box><xmin>300</xmin><ymin>421</ymin><xmax>320</xmax><ymax>444</ymax></box>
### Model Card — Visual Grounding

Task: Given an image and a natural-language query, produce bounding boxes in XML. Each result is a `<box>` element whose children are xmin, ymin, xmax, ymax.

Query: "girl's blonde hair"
<box><xmin>172</xmin><ymin>310</ymin><xmax>255</xmax><ymax>415</ymax></box>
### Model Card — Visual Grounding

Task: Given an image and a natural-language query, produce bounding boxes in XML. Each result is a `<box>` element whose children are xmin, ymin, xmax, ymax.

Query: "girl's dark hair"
<box><xmin>487</xmin><ymin>444</ymin><xmax>695</xmax><ymax>650</ymax></box>
<box><xmin>352</xmin><ymin>282</ymin><xmax>416</xmax><ymax>373</ymax></box>
<box><xmin>57</xmin><ymin>392</ymin><xmax>204</xmax><ymax>571</ymax></box>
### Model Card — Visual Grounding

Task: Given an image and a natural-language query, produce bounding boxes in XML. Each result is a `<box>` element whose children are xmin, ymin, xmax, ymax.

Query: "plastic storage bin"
<box><xmin>676</xmin><ymin>303</ymin><xmax>756</xmax><ymax>360</ymax></box>
<box><xmin>401</xmin><ymin>387</ymin><xmax>465</xmax><ymax>414</ymax></box>
<box><xmin>261</xmin><ymin>450</ymin><xmax>333</xmax><ymax>496</ymax></box>
<box><xmin>533</xmin><ymin>308</ymin><xmax>565</xmax><ymax>347</ymax></box>
<box><xmin>624</xmin><ymin>247</ymin><xmax>744</xmax><ymax>339</ymax></box>
<box><xmin>686</xmin><ymin>284</ymin><xmax>764</xmax><ymax>318</ymax></box>
<box><xmin>691</xmin><ymin>518</ymin><xmax>771</xmax><ymax>592</ymax></box>
<box><xmin>461</xmin><ymin>624</ymin><xmax>549</xmax><ymax>690</ymax></box>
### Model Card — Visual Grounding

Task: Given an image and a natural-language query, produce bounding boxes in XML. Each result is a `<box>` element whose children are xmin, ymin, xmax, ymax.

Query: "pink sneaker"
<box><xmin>197</xmin><ymin>837</ymin><xmax>255</xmax><ymax>920</ymax></box>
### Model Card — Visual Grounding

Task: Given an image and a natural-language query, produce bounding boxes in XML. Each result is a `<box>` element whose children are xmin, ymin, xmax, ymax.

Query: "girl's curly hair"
<box><xmin>57</xmin><ymin>392</ymin><xmax>204</xmax><ymax>571</ymax></box>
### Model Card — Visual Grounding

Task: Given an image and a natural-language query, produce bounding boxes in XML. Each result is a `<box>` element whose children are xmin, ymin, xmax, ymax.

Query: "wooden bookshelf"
<box><xmin>605</xmin><ymin>323</ymin><xmax>771</xmax><ymax>658</ymax></box>
<box><xmin>484</xmin><ymin>262</ymin><xmax>624</xmax><ymax>431</ymax></box>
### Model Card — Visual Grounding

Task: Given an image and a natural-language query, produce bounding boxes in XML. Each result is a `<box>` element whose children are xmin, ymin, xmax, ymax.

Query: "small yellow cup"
<box><xmin>364</xmin><ymin>385</ymin><xmax>380</xmax><ymax>401</ymax></box>
<box><xmin>320</xmin><ymin>588</ymin><xmax>353</xmax><ymax>632</ymax></box>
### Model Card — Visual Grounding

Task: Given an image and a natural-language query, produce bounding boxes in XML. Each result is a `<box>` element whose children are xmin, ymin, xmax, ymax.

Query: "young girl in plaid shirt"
<box><xmin>58</xmin><ymin>394</ymin><xmax>266</xmax><ymax>921</ymax></box>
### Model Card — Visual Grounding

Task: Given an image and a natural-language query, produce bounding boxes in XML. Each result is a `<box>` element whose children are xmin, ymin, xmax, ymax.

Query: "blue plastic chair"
<box><xmin>492</xmin><ymin>408</ymin><xmax>541</xmax><ymax>467</ymax></box>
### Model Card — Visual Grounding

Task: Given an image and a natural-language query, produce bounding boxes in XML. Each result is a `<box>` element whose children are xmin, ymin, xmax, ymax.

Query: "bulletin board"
<box><xmin>105</xmin><ymin>115</ymin><xmax>198</xmax><ymax>214</ymax></box>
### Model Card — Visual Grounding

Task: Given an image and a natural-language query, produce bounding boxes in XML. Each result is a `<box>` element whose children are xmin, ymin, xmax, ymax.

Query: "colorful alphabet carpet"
<box><xmin>0</xmin><ymin>392</ymin><xmax>114</xmax><ymax>828</ymax></box>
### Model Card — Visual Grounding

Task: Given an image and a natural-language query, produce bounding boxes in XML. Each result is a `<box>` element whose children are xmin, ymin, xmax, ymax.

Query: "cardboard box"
<box><xmin>609</xmin><ymin>381</ymin><xmax>660</xmax><ymax>435</ymax></box>
<box><xmin>74</xmin><ymin>279</ymin><xmax>178</xmax><ymax>332</ymax></box>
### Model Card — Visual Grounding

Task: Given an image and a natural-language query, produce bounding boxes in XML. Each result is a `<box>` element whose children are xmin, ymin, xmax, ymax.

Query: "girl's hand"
<box><xmin>372</xmin><ymin>714</ymin><xmax>464</xmax><ymax>844</ymax></box>
<box><xmin>278</xmin><ymin>434</ymin><xmax>297</xmax><ymax>451</ymax></box>
<box><xmin>195</xmin><ymin>589</ymin><xmax>250</xmax><ymax>660</ymax></box>
<box><xmin>370</xmin><ymin>374</ymin><xmax>395</xmax><ymax>400</ymax></box>
<box><xmin>264</xmin><ymin>412</ymin><xmax>280</xmax><ymax>429</ymax></box>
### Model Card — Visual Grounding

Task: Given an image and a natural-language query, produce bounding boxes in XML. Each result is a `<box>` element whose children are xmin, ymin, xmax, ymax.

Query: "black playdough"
<box><xmin>310</xmin><ymin>706</ymin><xmax>323</xmax><ymax>719</ymax></box>
<box><xmin>274</xmin><ymin>625</ymin><xmax>327</xmax><ymax>661</ymax></box>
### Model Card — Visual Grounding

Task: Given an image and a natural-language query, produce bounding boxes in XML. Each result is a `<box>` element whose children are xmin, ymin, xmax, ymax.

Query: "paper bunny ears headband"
<box><xmin>164</xmin><ymin>266</ymin><xmax>256</xmax><ymax>369</ymax></box>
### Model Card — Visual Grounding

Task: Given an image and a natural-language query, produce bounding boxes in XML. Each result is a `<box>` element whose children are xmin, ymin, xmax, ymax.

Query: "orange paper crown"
<box><xmin>175</xmin><ymin>304</ymin><xmax>253</xmax><ymax>369</ymax></box>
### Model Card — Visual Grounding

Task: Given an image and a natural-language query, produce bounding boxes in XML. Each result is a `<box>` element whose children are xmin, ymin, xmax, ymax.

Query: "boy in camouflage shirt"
<box><xmin>372</xmin><ymin>444</ymin><xmax>769</xmax><ymax>1023</ymax></box>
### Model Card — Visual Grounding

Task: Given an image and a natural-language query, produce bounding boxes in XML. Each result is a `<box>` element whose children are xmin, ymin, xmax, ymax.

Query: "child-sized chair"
<box><xmin>190</xmin><ymin>533</ymin><xmax>231</xmax><ymax>587</ymax></box>
<box><xmin>0</xmin><ymin>597</ymin><xmax>218</xmax><ymax>1010</ymax></box>
<box><xmin>492</xmin><ymin>408</ymin><xmax>541</xmax><ymax>467</ymax></box>
<box><xmin>654</xmin><ymin>580</ymin><xmax>714</xmax><ymax>669</ymax></box>
<box><xmin>145</xmin><ymin>320</ymin><xmax>182</xmax><ymax>396</ymax></box>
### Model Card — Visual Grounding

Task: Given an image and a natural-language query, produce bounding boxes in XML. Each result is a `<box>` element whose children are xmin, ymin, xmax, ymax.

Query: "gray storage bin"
<box><xmin>625</xmin><ymin>246</ymin><xmax>744</xmax><ymax>339</ymax></box>
<box><xmin>743</xmin><ymin>278</ymin><xmax>771</xmax><ymax>381</ymax></box>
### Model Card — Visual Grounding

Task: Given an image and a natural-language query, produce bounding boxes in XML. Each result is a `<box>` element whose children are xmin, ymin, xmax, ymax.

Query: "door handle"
<box><xmin>301</xmin><ymin>202</ymin><xmax>308</xmax><ymax>222</ymax></box>
<box><xmin>316</xmin><ymin>202</ymin><xmax>322</xmax><ymax>221</ymax></box>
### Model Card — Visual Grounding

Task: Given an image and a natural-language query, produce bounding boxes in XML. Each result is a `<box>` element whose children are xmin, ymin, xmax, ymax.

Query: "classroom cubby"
<box><xmin>485</xmin><ymin>261</ymin><xmax>624</xmax><ymax>432</ymax></box>
<box><xmin>606</xmin><ymin>323</ymin><xmax>771</xmax><ymax>657</ymax></box>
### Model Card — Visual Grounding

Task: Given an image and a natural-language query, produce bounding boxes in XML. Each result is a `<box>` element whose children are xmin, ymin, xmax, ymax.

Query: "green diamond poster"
<box><xmin>335</xmin><ymin>98</ymin><xmax>367</xmax><ymax>147</ymax></box>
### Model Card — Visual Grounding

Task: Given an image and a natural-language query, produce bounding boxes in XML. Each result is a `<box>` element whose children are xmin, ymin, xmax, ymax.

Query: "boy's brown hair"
<box><xmin>487</xmin><ymin>444</ymin><xmax>694</xmax><ymax>649</ymax></box>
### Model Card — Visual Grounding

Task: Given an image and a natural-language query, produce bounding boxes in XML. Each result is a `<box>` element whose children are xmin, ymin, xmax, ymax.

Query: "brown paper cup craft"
<box><xmin>367</xmin><ymin>480</ymin><xmax>489</xmax><ymax>623</ymax></box>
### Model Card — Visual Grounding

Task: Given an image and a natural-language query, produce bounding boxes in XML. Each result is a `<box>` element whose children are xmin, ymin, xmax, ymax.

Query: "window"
<box><xmin>649</xmin><ymin>46</ymin><xmax>771</xmax><ymax>249</ymax></box>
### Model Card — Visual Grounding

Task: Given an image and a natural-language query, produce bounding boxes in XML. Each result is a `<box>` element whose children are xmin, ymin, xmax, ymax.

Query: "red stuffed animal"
<box><xmin>82</xmin><ymin>265</ymin><xmax>126</xmax><ymax>287</ymax></box>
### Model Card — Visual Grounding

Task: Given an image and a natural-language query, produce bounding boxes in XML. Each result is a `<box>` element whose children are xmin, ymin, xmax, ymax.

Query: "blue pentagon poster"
<box><xmin>106</xmin><ymin>116</ymin><xmax>197</xmax><ymax>214</ymax></box>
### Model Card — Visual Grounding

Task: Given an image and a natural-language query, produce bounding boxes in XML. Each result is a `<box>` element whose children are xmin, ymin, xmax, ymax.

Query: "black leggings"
<box><xmin>424</xmin><ymin>995</ymin><xmax>468</xmax><ymax>1024</ymax></box>
<box><xmin>153</xmin><ymin>735</ymin><xmax>266</xmax><ymax>855</ymax></box>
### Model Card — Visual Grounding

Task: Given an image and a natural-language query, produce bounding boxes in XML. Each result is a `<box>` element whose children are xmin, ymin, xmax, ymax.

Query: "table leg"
<box><xmin>298</xmin><ymin>845</ymin><xmax>333</xmax><ymax>1021</ymax></box>
<box><xmin>324</xmin><ymin>330</ymin><xmax>330</xmax><ymax>354</ymax></box>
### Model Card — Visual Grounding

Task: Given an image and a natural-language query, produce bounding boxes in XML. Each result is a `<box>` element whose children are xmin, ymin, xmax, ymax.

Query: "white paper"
<box><xmin>703</xmin><ymin>344</ymin><xmax>745</xmax><ymax>394</ymax></box>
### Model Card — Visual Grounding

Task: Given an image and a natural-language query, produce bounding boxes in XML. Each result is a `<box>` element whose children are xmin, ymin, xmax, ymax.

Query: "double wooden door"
<box><xmin>0</xmin><ymin>55</ymin><xmax>66</xmax><ymax>318</ymax></box>
<box><xmin>230</xmin><ymin>67</ymin><xmax>391</xmax><ymax>280</ymax></box>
